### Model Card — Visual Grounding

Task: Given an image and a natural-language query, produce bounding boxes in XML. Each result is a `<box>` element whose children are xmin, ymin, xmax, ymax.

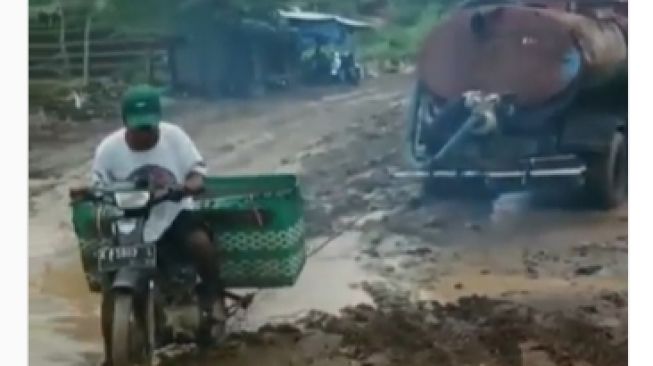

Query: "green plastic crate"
<box><xmin>71</xmin><ymin>174</ymin><xmax>306</xmax><ymax>290</ymax></box>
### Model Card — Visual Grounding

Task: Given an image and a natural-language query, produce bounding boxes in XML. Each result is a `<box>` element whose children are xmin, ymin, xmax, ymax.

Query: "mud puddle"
<box><xmin>29</xmin><ymin>231</ymin><xmax>381</xmax><ymax>364</ymax></box>
<box><xmin>155</xmin><ymin>289</ymin><xmax>627</xmax><ymax>366</ymax></box>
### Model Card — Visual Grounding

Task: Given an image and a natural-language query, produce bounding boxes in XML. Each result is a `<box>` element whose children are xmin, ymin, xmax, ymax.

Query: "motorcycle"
<box><xmin>302</xmin><ymin>50</ymin><xmax>363</xmax><ymax>86</ymax></box>
<box><xmin>331</xmin><ymin>51</ymin><xmax>363</xmax><ymax>86</ymax></box>
<box><xmin>70</xmin><ymin>182</ymin><xmax>253</xmax><ymax>366</ymax></box>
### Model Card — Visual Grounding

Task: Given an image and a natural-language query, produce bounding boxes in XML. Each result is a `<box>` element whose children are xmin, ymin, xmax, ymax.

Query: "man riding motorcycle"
<box><xmin>91</xmin><ymin>85</ymin><xmax>221</xmax><ymax>365</ymax></box>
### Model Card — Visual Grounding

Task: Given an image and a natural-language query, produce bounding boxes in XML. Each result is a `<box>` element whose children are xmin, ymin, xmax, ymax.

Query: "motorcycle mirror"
<box><xmin>69</xmin><ymin>187</ymin><xmax>90</xmax><ymax>202</ymax></box>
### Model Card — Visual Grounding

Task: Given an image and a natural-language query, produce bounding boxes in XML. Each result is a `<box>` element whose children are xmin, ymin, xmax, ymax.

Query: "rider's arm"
<box><xmin>91</xmin><ymin>140</ymin><xmax>112</xmax><ymax>188</ymax></box>
<box><xmin>171</xmin><ymin>124</ymin><xmax>207</xmax><ymax>194</ymax></box>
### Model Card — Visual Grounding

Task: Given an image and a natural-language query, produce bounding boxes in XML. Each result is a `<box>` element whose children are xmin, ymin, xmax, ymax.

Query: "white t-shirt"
<box><xmin>91</xmin><ymin>122</ymin><xmax>207</xmax><ymax>243</ymax></box>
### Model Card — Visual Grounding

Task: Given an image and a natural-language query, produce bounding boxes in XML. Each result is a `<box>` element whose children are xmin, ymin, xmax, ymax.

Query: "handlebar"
<box><xmin>148</xmin><ymin>187</ymin><xmax>188</xmax><ymax>206</ymax></box>
<box><xmin>69</xmin><ymin>185</ymin><xmax>204</xmax><ymax>207</ymax></box>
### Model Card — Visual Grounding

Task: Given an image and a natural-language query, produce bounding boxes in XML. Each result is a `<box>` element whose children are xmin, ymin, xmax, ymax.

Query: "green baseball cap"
<box><xmin>121</xmin><ymin>85</ymin><xmax>162</xmax><ymax>129</ymax></box>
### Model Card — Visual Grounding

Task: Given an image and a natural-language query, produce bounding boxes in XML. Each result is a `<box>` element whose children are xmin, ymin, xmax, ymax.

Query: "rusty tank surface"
<box><xmin>403</xmin><ymin>0</ymin><xmax>628</xmax><ymax>209</ymax></box>
<box><xmin>417</xmin><ymin>0</ymin><xmax>627</xmax><ymax>108</ymax></box>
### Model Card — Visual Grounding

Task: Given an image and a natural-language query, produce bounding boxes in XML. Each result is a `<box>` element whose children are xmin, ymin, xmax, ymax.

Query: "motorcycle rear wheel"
<box><xmin>197</xmin><ymin>299</ymin><xmax>228</xmax><ymax>349</ymax></box>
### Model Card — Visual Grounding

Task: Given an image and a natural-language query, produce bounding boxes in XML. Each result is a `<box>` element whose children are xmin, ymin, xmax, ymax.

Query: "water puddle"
<box><xmin>235</xmin><ymin>232</ymin><xmax>379</xmax><ymax>329</ymax></box>
<box><xmin>29</xmin><ymin>230</ymin><xmax>379</xmax><ymax>364</ymax></box>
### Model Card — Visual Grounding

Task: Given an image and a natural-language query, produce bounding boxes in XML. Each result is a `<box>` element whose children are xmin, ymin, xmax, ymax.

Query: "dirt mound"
<box><xmin>152</xmin><ymin>294</ymin><xmax>624</xmax><ymax>366</ymax></box>
<box><xmin>306</xmin><ymin>290</ymin><xmax>625</xmax><ymax>365</ymax></box>
<box><xmin>271</xmin><ymin>291</ymin><xmax>625</xmax><ymax>366</ymax></box>
<box><xmin>172</xmin><ymin>286</ymin><xmax>625</xmax><ymax>366</ymax></box>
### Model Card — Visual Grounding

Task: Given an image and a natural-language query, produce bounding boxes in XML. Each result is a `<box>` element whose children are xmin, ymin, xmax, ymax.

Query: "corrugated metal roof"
<box><xmin>278</xmin><ymin>9</ymin><xmax>372</xmax><ymax>29</ymax></box>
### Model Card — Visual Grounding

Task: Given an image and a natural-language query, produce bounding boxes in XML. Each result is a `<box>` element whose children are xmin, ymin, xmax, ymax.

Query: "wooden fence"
<box><xmin>29</xmin><ymin>12</ymin><xmax>171</xmax><ymax>83</ymax></box>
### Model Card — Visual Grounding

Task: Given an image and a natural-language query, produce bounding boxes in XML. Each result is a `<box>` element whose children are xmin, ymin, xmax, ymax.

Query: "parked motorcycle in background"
<box><xmin>302</xmin><ymin>47</ymin><xmax>363</xmax><ymax>86</ymax></box>
<box><xmin>331</xmin><ymin>51</ymin><xmax>363</xmax><ymax>86</ymax></box>
<box><xmin>331</xmin><ymin>52</ymin><xmax>363</xmax><ymax>85</ymax></box>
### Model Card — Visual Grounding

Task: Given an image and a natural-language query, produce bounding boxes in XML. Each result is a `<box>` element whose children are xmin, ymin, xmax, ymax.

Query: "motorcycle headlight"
<box><xmin>115</xmin><ymin>218</ymin><xmax>138</xmax><ymax>234</ymax></box>
<box><xmin>114</xmin><ymin>191</ymin><xmax>150</xmax><ymax>209</ymax></box>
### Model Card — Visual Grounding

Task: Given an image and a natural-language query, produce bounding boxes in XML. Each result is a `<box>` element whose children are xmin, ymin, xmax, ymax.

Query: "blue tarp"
<box><xmin>279</xmin><ymin>9</ymin><xmax>371</xmax><ymax>51</ymax></box>
<box><xmin>294</xmin><ymin>21</ymin><xmax>352</xmax><ymax>50</ymax></box>
<box><xmin>278</xmin><ymin>10</ymin><xmax>372</xmax><ymax>28</ymax></box>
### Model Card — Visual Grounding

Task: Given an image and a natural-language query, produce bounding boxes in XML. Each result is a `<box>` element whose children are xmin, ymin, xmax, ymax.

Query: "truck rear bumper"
<box><xmin>394</xmin><ymin>154</ymin><xmax>587</xmax><ymax>190</ymax></box>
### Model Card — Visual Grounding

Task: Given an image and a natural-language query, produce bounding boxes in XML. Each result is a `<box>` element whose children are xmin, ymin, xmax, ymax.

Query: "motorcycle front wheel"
<box><xmin>111</xmin><ymin>293</ymin><xmax>152</xmax><ymax>366</ymax></box>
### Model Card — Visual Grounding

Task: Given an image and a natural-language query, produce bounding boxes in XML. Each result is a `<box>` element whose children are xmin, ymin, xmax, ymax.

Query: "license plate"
<box><xmin>97</xmin><ymin>244</ymin><xmax>156</xmax><ymax>272</ymax></box>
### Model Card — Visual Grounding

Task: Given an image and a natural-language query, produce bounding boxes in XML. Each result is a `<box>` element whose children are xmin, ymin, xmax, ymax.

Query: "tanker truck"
<box><xmin>403</xmin><ymin>0</ymin><xmax>627</xmax><ymax>208</ymax></box>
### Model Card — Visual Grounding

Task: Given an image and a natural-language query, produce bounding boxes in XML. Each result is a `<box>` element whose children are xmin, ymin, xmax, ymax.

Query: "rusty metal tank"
<box><xmin>417</xmin><ymin>0</ymin><xmax>627</xmax><ymax>108</ymax></box>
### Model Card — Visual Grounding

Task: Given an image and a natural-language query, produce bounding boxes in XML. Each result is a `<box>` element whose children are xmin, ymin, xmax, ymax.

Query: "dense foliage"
<box><xmin>30</xmin><ymin>0</ymin><xmax>464</xmax><ymax>60</ymax></box>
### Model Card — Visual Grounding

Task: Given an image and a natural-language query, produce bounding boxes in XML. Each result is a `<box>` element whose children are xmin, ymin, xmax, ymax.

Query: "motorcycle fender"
<box><xmin>560</xmin><ymin>114</ymin><xmax>624</xmax><ymax>154</ymax></box>
<box><xmin>112</xmin><ymin>268</ymin><xmax>146</xmax><ymax>292</ymax></box>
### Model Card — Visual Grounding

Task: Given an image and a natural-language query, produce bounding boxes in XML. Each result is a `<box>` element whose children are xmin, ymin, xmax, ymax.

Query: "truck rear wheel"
<box><xmin>582</xmin><ymin>131</ymin><xmax>627</xmax><ymax>209</ymax></box>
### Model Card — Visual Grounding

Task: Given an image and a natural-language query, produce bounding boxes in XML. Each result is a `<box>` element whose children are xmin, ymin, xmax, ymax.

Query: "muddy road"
<box><xmin>29</xmin><ymin>75</ymin><xmax>627</xmax><ymax>366</ymax></box>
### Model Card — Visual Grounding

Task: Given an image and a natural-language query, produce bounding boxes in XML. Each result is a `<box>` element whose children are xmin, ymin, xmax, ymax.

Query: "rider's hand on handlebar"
<box><xmin>150</xmin><ymin>186</ymin><xmax>185</xmax><ymax>204</ymax></box>
<box><xmin>183</xmin><ymin>173</ymin><xmax>204</xmax><ymax>195</ymax></box>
